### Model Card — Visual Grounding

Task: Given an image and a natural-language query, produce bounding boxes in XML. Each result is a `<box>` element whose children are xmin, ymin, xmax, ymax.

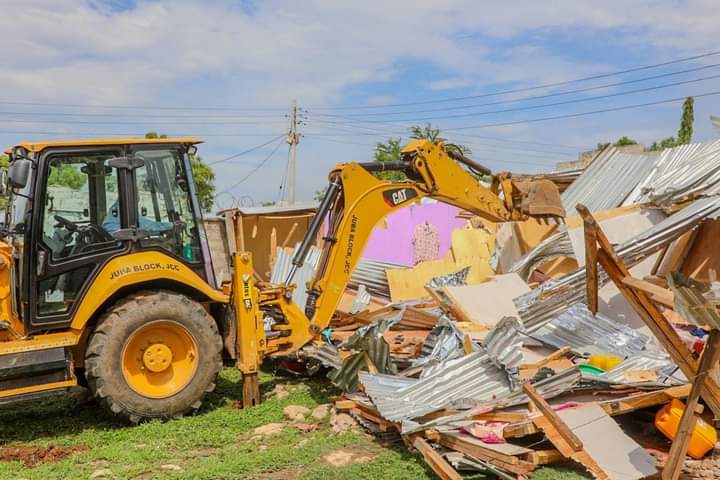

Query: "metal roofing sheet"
<box><xmin>624</xmin><ymin>140</ymin><xmax>720</xmax><ymax>206</ymax></box>
<box><xmin>532</xmin><ymin>303</ymin><xmax>648</xmax><ymax>357</ymax></box>
<box><xmin>516</xmin><ymin>196</ymin><xmax>720</xmax><ymax>331</ymax></box>
<box><xmin>360</xmin><ymin>350</ymin><xmax>512</xmax><ymax>422</ymax></box>
<box><xmin>561</xmin><ymin>147</ymin><xmax>660</xmax><ymax>212</ymax></box>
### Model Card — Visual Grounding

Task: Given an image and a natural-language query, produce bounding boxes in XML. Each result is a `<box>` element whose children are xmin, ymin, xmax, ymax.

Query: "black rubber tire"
<box><xmin>85</xmin><ymin>290</ymin><xmax>222</xmax><ymax>423</ymax></box>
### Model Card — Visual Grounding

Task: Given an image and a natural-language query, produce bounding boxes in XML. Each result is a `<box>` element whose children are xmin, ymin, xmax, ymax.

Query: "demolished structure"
<box><xmin>208</xmin><ymin>139</ymin><xmax>720</xmax><ymax>479</ymax></box>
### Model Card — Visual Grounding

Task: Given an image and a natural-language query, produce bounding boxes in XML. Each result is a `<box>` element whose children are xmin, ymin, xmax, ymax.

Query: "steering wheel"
<box><xmin>54</xmin><ymin>215</ymin><xmax>79</xmax><ymax>232</ymax></box>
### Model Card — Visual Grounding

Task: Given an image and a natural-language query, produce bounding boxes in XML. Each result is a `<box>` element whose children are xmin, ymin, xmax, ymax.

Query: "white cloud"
<box><xmin>1</xmin><ymin>0</ymin><xmax>719</xmax><ymax>202</ymax></box>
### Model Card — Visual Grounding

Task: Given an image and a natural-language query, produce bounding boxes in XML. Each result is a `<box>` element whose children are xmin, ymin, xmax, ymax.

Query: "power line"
<box><xmin>304</xmin><ymin>49</ymin><xmax>720</xmax><ymax>110</ymax></box>
<box><xmin>444</xmin><ymin>90</ymin><xmax>720</xmax><ymax>131</ymax></box>
<box><xmin>306</xmin><ymin>74</ymin><xmax>720</xmax><ymax>123</ymax></box>
<box><xmin>218</xmin><ymin>138</ymin><xmax>286</xmax><ymax>193</ymax></box>
<box><xmin>208</xmin><ymin>134</ymin><xmax>286</xmax><ymax>165</ymax></box>
<box><xmin>308</xmin><ymin>63</ymin><xmax>720</xmax><ymax>117</ymax></box>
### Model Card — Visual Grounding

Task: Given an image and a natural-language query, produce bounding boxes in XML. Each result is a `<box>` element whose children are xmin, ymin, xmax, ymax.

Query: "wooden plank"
<box><xmin>663</xmin><ymin>330</ymin><xmax>720</xmax><ymax>480</ymax></box>
<box><xmin>475</xmin><ymin>411</ymin><xmax>530</xmax><ymax>423</ymax></box>
<box><xmin>280</xmin><ymin>222</ymin><xmax>299</xmax><ymax>248</ymax></box>
<box><xmin>523</xmin><ymin>383</ymin><xmax>583</xmax><ymax>451</ymax></box>
<box><xmin>521</xmin><ymin>346</ymin><xmax>571</xmax><ymax>369</ymax></box>
<box><xmin>622</xmin><ymin>276</ymin><xmax>674</xmax><ymax>307</ymax></box>
<box><xmin>412</xmin><ymin>436</ymin><xmax>463</xmax><ymax>480</ymax></box>
<box><xmin>438</xmin><ymin>432</ymin><xmax>535</xmax><ymax>476</ymax></box>
<box><xmin>526</xmin><ymin>449</ymin><xmax>564</xmax><ymax>466</ymax></box>
<box><xmin>584</xmin><ymin>219</ymin><xmax>599</xmax><ymax>314</ymax></box>
<box><xmin>599</xmin><ymin>385</ymin><xmax>691</xmax><ymax>416</ymax></box>
<box><xmin>577</xmin><ymin>204</ymin><xmax>720</xmax><ymax>419</ymax></box>
<box><xmin>335</xmin><ymin>399</ymin><xmax>358</xmax><ymax>410</ymax></box>
<box><xmin>462</xmin><ymin>334</ymin><xmax>474</xmax><ymax>355</ymax></box>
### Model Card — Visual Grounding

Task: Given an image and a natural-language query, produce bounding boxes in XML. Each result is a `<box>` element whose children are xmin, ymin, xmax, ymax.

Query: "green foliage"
<box><xmin>597</xmin><ymin>136</ymin><xmax>638</xmax><ymax>150</ymax></box>
<box><xmin>314</xmin><ymin>186</ymin><xmax>328</xmax><ymax>202</ymax></box>
<box><xmin>48</xmin><ymin>164</ymin><xmax>85</xmax><ymax>190</ymax></box>
<box><xmin>373</xmin><ymin>137</ymin><xmax>406</xmax><ymax>181</ymax></box>
<box><xmin>613</xmin><ymin>136</ymin><xmax>638</xmax><ymax>146</ymax></box>
<box><xmin>677</xmin><ymin>96</ymin><xmax>694</xmax><ymax>145</ymax></box>
<box><xmin>144</xmin><ymin>132</ymin><xmax>168</xmax><ymax>139</ymax></box>
<box><xmin>190</xmin><ymin>155</ymin><xmax>216</xmax><ymax>213</ymax></box>
<box><xmin>145</xmin><ymin>133</ymin><xmax>216</xmax><ymax>213</ymax></box>
<box><xmin>373</xmin><ymin>124</ymin><xmax>471</xmax><ymax>181</ymax></box>
<box><xmin>647</xmin><ymin>136</ymin><xmax>678</xmax><ymax>152</ymax></box>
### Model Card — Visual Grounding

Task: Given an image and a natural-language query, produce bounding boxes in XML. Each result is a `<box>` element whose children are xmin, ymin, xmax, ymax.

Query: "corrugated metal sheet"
<box><xmin>590</xmin><ymin>351</ymin><xmax>684</xmax><ymax>386</ymax></box>
<box><xmin>349</xmin><ymin>258</ymin><xmax>404</xmax><ymax>299</ymax></box>
<box><xmin>483</xmin><ymin>316</ymin><xmax>524</xmax><ymax>371</ymax></box>
<box><xmin>532</xmin><ymin>303</ymin><xmax>648</xmax><ymax>357</ymax></box>
<box><xmin>515</xmin><ymin>196</ymin><xmax>720</xmax><ymax>332</ymax></box>
<box><xmin>561</xmin><ymin>147</ymin><xmax>660</xmax><ymax>212</ymax></box>
<box><xmin>270</xmin><ymin>245</ymin><xmax>321</xmax><ymax>308</ymax></box>
<box><xmin>668</xmin><ymin>272</ymin><xmax>720</xmax><ymax>329</ymax></box>
<box><xmin>624</xmin><ymin>140</ymin><xmax>720</xmax><ymax>206</ymax></box>
<box><xmin>360</xmin><ymin>351</ymin><xmax>512</xmax><ymax>422</ymax></box>
<box><xmin>509</xmin><ymin>229</ymin><xmax>573</xmax><ymax>281</ymax></box>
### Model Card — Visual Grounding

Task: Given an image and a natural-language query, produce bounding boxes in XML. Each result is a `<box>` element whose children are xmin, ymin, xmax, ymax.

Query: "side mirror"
<box><xmin>0</xmin><ymin>170</ymin><xmax>8</xmax><ymax>196</ymax></box>
<box><xmin>8</xmin><ymin>158</ymin><xmax>31</xmax><ymax>189</ymax></box>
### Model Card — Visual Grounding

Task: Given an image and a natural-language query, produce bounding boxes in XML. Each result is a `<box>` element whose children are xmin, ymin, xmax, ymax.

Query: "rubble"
<box><xmin>280</xmin><ymin>140</ymin><xmax>720</xmax><ymax>479</ymax></box>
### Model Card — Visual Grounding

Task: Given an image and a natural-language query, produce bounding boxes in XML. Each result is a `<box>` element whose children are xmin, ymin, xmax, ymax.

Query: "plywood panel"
<box><xmin>680</xmin><ymin>219</ymin><xmax>720</xmax><ymax>282</ymax></box>
<box><xmin>443</xmin><ymin>273</ymin><xmax>530</xmax><ymax>326</ymax></box>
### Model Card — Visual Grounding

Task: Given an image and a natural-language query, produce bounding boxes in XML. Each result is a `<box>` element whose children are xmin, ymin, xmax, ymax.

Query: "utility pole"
<box><xmin>287</xmin><ymin>99</ymin><xmax>300</xmax><ymax>204</ymax></box>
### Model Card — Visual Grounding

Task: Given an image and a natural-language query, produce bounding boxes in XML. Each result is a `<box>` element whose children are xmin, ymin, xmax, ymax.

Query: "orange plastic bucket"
<box><xmin>655</xmin><ymin>399</ymin><xmax>717</xmax><ymax>459</ymax></box>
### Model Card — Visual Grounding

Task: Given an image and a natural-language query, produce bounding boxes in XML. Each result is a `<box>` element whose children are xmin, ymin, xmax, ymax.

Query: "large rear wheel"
<box><xmin>85</xmin><ymin>290</ymin><xmax>222</xmax><ymax>423</ymax></box>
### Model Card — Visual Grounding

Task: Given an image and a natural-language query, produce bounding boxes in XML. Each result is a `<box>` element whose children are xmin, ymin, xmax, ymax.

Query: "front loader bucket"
<box><xmin>517</xmin><ymin>179</ymin><xmax>566</xmax><ymax>220</ymax></box>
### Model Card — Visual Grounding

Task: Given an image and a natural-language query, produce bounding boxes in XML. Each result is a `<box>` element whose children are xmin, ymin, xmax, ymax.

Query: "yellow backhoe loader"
<box><xmin>0</xmin><ymin>137</ymin><xmax>564</xmax><ymax>422</ymax></box>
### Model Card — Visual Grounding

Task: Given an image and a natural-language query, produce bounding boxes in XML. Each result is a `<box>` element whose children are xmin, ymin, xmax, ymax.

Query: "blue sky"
<box><xmin>1</xmin><ymin>0</ymin><xmax>719</xmax><ymax>210</ymax></box>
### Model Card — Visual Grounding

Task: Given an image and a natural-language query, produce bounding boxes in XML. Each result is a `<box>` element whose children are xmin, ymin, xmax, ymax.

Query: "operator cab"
<box><xmin>2</xmin><ymin>138</ymin><xmax>214</xmax><ymax>333</ymax></box>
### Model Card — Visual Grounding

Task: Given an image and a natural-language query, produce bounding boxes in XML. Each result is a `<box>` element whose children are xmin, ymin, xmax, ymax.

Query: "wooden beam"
<box><xmin>437</xmin><ymin>432</ymin><xmax>535</xmax><ymax>476</ymax></box>
<box><xmin>521</xmin><ymin>346</ymin><xmax>571</xmax><ymax>369</ymax></box>
<box><xmin>412</xmin><ymin>436</ymin><xmax>463</xmax><ymax>480</ymax></box>
<box><xmin>584</xmin><ymin>217</ymin><xmax>599</xmax><ymax>314</ymax></box>
<box><xmin>622</xmin><ymin>276</ymin><xmax>674</xmax><ymax>307</ymax></box>
<box><xmin>526</xmin><ymin>449</ymin><xmax>564</xmax><ymax>466</ymax></box>
<box><xmin>663</xmin><ymin>330</ymin><xmax>720</xmax><ymax>480</ymax></box>
<box><xmin>523</xmin><ymin>383</ymin><xmax>583</xmax><ymax>451</ymax></box>
<box><xmin>576</xmin><ymin>204</ymin><xmax>720</xmax><ymax>419</ymax></box>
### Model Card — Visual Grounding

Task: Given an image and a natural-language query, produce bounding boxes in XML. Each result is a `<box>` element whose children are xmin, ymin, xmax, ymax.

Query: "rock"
<box><xmin>89</xmin><ymin>469</ymin><xmax>113</xmax><ymax>479</ymax></box>
<box><xmin>330</xmin><ymin>413</ymin><xmax>357</xmax><ymax>433</ymax></box>
<box><xmin>272</xmin><ymin>384</ymin><xmax>289</xmax><ymax>400</ymax></box>
<box><xmin>311</xmin><ymin>404</ymin><xmax>330</xmax><ymax>420</ymax></box>
<box><xmin>294</xmin><ymin>423</ymin><xmax>320</xmax><ymax>433</ymax></box>
<box><xmin>254</xmin><ymin>423</ymin><xmax>285</xmax><ymax>436</ymax></box>
<box><xmin>323</xmin><ymin>449</ymin><xmax>375</xmax><ymax>467</ymax></box>
<box><xmin>283</xmin><ymin>405</ymin><xmax>310</xmax><ymax>422</ymax></box>
<box><xmin>295</xmin><ymin>439</ymin><xmax>309</xmax><ymax>449</ymax></box>
<box><xmin>160</xmin><ymin>464</ymin><xmax>183</xmax><ymax>472</ymax></box>
<box><xmin>259</xmin><ymin>445</ymin><xmax>268</xmax><ymax>452</ymax></box>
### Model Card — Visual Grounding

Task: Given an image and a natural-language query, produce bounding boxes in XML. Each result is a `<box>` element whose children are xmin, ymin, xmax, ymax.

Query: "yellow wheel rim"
<box><xmin>122</xmin><ymin>320</ymin><xmax>198</xmax><ymax>399</ymax></box>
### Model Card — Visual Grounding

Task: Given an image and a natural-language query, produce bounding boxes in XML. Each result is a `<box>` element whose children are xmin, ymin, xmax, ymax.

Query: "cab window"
<box><xmin>41</xmin><ymin>154</ymin><xmax>121</xmax><ymax>260</ymax></box>
<box><xmin>133</xmin><ymin>148</ymin><xmax>202</xmax><ymax>262</ymax></box>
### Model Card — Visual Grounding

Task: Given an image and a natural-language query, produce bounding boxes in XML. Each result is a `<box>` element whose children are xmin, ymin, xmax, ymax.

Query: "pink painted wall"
<box><xmin>361</xmin><ymin>201</ymin><xmax>466</xmax><ymax>266</ymax></box>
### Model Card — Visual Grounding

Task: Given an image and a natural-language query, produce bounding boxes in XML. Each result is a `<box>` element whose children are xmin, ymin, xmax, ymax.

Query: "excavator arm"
<box><xmin>232</xmin><ymin>139</ymin><xmax>565</xmax><ymax>406</ymax></box>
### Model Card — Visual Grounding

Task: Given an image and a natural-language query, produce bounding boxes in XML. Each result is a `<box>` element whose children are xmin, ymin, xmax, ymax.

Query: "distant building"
<box><xmin>556</xmin><ymin>143</ymin><xmax>645</xmax><ymax>171</ymax></box>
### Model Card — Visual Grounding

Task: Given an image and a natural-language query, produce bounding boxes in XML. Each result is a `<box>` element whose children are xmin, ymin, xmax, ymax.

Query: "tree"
<box><xmin>373</xmin><ymin>123</ymin><xmax>471</xmax><ymax>181</ymax></box>
<box><xmin>48</xmin><ymin>164</ymin><xmax>85</xmax><ymax>190</ymax></box>
<box><xmin>677</xmin><ymin>96</ymin><xmax>694</xmax><ymax>145</ymax></box>
<box><xmin>597</xmin><ymin>136</ymin><xmax>638</xmax><ymax>151</ymax></box>
<box><xmin>145</xmin><ymin>133</ymin><xmax>216</xmax><ymax>212</ymax></box>
<box><xmin>190</xmin><ymin>155</ymin><xmax>216</xmax><ymax>212</ymax></box>
<box><xmin>614</xmin><ymin>136</ymin><xmax>638</xmax><ymax>146</ymax></box>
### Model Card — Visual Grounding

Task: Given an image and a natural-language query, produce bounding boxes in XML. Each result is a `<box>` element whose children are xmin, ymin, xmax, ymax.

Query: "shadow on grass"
<box><xmin>0</xmin><ymin>388</ymin><xmax>126</xmax><ymax>443</ymax></box>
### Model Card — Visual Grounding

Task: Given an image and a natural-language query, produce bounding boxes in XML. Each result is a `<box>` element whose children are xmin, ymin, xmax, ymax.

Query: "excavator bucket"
<box><xmin>515</xmin><ymin>179</ymin><xmax>566</xmax><ymax>220</ymax></box>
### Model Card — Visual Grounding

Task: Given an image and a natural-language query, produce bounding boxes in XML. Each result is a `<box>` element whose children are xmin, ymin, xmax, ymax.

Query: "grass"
<box><xmin>0</xmin><ymin>368</ymin><xmax>589</xmax><ymax>479</ymax></box>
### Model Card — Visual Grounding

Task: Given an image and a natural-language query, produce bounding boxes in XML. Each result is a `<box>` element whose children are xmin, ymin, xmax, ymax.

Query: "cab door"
<box><xmin>25</xmin><ymin>148</ymin><xmax>130</xmax><ymax>330</ymax></box>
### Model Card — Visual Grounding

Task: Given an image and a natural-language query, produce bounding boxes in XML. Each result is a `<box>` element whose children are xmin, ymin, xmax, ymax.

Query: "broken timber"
<box><xmin>577</xmin><ymin>203</ymin><xmax>720</xmax><ymax>419</ymax></box>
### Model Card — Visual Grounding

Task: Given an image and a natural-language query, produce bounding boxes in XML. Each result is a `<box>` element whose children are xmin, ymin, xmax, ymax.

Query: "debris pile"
<box><xmin>303</xmin><ymin>141</ymin><xmax>720</xmax><ymax>479</ymax></box>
